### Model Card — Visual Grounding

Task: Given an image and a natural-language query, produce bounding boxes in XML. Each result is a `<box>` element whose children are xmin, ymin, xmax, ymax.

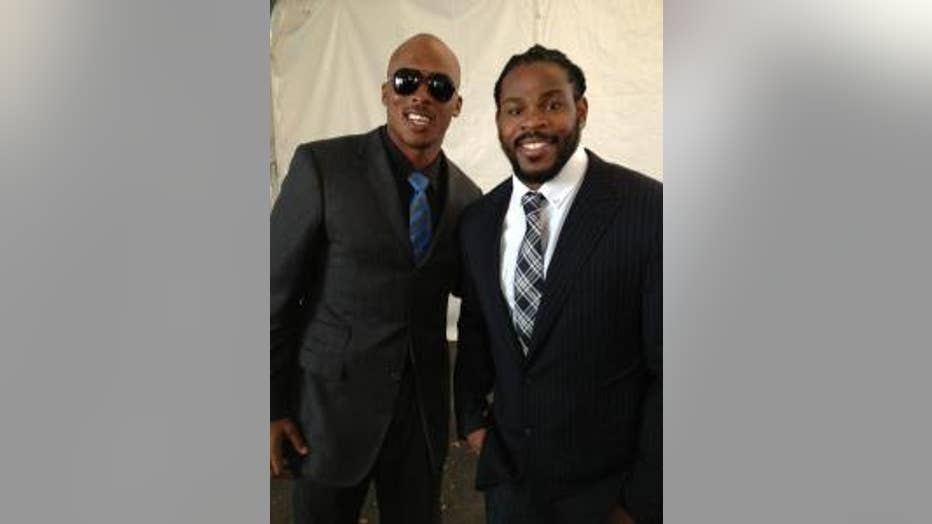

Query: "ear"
<box><xmin>452</xmin><ymin>94</ymin><xmax>463</xmax><ymax>117</ymax></box>
<box><xmin>576</xmin><ymin>96</ymin><xmax>589</xmax><ymax>129</ymax></box>
<box><xmin>381</xmin><ymin>81</ymin><xmax>390</xmax><ymax>107</ymax></box>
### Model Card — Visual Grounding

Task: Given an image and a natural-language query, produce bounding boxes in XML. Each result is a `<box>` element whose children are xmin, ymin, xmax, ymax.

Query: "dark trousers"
<box><xmin>292</xmin><ymin>362</ymin><xmax>440</xmax><ymax>524</ymax></box>
<box><xmin>485</xmin><ymin>474</ymin><xmax>623</xmax><ymax>524</ymax></box>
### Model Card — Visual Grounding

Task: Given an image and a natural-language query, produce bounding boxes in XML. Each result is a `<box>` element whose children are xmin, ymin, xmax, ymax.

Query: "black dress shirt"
<box><xmin>379</xmin><ymin>125</ymin><xmax>447</xmax><ymax>227</ymax></box>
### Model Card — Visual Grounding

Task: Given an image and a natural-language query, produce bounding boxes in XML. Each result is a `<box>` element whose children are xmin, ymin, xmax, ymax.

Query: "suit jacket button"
<box><xmin>523</xmin><ymin>376</ymin><xmax>532</xmax><ymax>386</ymax></box>
<box><xmin>523</xmin><ymin>426</ymin><xmax>533</xmax><ymax>437</ymax></box>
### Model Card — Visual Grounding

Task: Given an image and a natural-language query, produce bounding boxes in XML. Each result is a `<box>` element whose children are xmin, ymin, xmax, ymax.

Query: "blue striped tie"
<box><xmin>408</xmin><ymin>172</ymin><xmax>432</xmax><ymax>264</ymax></box>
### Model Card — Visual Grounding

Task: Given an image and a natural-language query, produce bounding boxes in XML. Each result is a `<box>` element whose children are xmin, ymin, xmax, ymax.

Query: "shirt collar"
<box><xmin>510</xmin><ymin>146</ymin><xmax>588</xmax><ymax>210</ymax></box>
<box><xmin>379</xmin><ymin>125</ymin><xmax>442</xmax><ymax>184</ymax></box>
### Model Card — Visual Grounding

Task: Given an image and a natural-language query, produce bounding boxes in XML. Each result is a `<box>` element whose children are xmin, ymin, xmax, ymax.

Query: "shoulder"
<box><xmin>460</xmin><ymin>177</ymin><xmax>511</xmax><ymax>229</ymax></box>
<box><xmin>585</xmin><ymin>151</ymin><xmax>662</xmax><ymax>218</ymax></box>
<box><xmin>446</xmin><ymin>157</ymin><xmax>483</xmax><ymax>202</ymax></box>
<box><xmin>287</xmin><ymin>130</ymin><xmax>379</xmax><ymax>184</ymax></box>
<box><xmin>295</xmin><ymin>129</ymin><xmax>373</xmax><ymax>162</ymax></box>
<box><xmin>588</xmin><ymin>151</ymin><xmax>662</xmax><ymax>196</ymax></box>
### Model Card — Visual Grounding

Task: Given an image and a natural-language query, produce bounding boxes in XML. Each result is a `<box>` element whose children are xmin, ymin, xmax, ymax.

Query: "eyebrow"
<box><xmin>538</xmin><ymin>89</ymin><xmax>566</xmax><ymax>98</ymax></box>
<box><xmin>501</xmin><ymin>88</ymin><xmax>567</xmax><ymax>105</ymax></box>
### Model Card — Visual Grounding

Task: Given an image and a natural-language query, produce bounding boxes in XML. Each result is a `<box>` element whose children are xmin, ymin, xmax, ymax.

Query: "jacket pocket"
<box><xmin>298</xmin><ymin>321</ymin><xmax>350</xmax><ymax>380</ymax></box>
<box><xmin>475</xmin><ymin>428</ymin><xmax>516</xmax><ymax>489</ymax></box>
<box><xmin>600</xmin><ymin>359</ymin><xmax>645</xmax><ymax>387</ymax></box>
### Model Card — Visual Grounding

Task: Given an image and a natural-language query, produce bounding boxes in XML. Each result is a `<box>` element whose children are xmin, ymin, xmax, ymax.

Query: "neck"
<box><xmin>404</xmin><ymin>148</ymin><xmax>441</xmax><ymax>170</ymax></box>
<box><xmin>386</xmin><ymin>128</ymin><xmax>441</xmax><ymax>170</ymax></box>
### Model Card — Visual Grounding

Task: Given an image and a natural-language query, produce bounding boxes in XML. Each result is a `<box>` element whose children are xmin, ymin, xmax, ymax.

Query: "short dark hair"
<box><xmin>493</xmin><ymin>44</ymin><xmax>587</xmax><ymax>108</ymax></box>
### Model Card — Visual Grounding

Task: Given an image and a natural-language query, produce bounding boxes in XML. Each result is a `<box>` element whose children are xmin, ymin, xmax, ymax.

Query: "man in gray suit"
<box><xmin>270</xmin><ymin>33</ymin><xmax>481</xmax><ymax>524</ymax></box>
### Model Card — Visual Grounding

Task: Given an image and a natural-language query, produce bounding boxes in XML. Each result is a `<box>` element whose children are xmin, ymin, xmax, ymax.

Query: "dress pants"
<box><xmin>292</xmin><ymin>359</ymin><xmax>440</xmax><ymax>524</ymax></box>
<box><xmin>485</xmin><ymin>474</ymin><xmax>624</xmax><ymax>524</ymax></box>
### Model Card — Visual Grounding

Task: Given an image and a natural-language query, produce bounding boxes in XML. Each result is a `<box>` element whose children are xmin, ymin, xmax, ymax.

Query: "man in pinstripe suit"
<box><xmin>454</xmin><ymin>45</ymin><xmax>662</xmax><ymax>524</ymax></box>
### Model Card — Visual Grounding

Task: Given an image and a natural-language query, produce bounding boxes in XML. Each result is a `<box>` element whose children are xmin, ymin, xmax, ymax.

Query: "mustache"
<box><xmin>514</xmin><ymin>132</ymin><xmax>558</xmax><ymax>147</ymax></box>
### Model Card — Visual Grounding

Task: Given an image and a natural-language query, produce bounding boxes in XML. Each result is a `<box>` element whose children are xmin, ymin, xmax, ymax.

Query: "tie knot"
<box><xmin>408</xmin><ymin>171</ymin><xmax>429</xmax><ymax>193</ymax></box>
<box><xmin>521</xmin><ymin>191</ymin><xmax>545</xmax><ymax>215</ymax></box>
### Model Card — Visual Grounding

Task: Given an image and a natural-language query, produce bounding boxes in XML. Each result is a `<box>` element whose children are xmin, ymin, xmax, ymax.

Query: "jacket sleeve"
<box><xmin>270</xmin><ymin>145</ymin><xmax>323</xmax><ymax>421</ymax></box>
<box><xmin>619</xmin><ymin>217</ymin><xmax>662</xmax><ymax>524</ymax></box>
<box><xmin>453</xmin><ymin>224</ymin><xmax>495</xmax><ymax>438</ymax></box>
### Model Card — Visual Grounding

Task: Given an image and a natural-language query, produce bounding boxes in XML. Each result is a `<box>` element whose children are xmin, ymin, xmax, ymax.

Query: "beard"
<box><xmin>502</xmin><ymin>119</ymin><xmax>582</xmax><ymax>187</ymax></box>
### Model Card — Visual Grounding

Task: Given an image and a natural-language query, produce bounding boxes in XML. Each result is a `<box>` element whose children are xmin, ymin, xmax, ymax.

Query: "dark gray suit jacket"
<box><xmin>455</xmin><ymin>151</ymin><xmax>662</xmax><ymax>523</ymax></box>
<box><xmin>271</xmin><ymin>127</ymin><xmax>481</xmax><ymax>485</ymax></box>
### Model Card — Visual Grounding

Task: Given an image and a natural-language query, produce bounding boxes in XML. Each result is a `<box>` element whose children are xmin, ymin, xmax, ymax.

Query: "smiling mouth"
<box><xmin>520</xmin><ymin>141</ymin><xmax>550</xmax><ymax>151</ymax></box>
<box><xmin>516</xmin><ymin>136</ymin><xmax>557</xmax><ymax>155</ymax></box>
<box><xmin>404</xmin><ymin>110</ymin><xmax>433</xmax><ymax>128</ymax></box>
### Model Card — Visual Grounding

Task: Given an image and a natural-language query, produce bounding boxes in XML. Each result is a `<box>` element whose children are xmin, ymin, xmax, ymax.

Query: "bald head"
<box><xmin>386</xmin><ymin>33</ymin><xmax>461</xmax><ymax>87</ymax></box>
<box><xmin>381</xmin><ymin>33</ymin><xmax>463</xmax><ymax>169</ymax></box>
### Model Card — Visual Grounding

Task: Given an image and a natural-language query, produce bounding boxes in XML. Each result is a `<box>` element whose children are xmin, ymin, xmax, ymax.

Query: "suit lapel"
<box><xmin>476</xmin><ymin>181</ymin><xmax>526</xmax><ymax>363</ymax></box>
<box><xmin>359</xmin><ymin>130</ymin><xmax>410</xmax><ymax>260</ymax></box>
<box><xmin>418</xmin><ymin>158</ymin><xmax>459</xmax><ymax>266</ymax></box>
<box><xmin>527</xmin><ymin>152</ymin><xmax>620</xmax><ymax>359</ymax></box>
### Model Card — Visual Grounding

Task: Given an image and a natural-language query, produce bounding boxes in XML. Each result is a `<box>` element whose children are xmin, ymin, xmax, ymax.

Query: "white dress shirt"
<box><xmin>500</xmin><ymin>146</ymin><xmax>588</xmax><ymax>315</ymax></box>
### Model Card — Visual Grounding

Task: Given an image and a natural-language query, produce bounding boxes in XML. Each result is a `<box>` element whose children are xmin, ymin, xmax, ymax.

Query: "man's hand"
<box><xmin>465</xmin><ymin>428</ymin><xmax>487</xmax><ymax>455</ymax></box>
<box><xmin>606</xmin><ymin>506</ymin><xmax>636</xmax><ymax>524</ymax></box>
<box><xmin>270</xmin><ymin>418</ymin><xmax>308</xmax><ymax>478</ymax></box>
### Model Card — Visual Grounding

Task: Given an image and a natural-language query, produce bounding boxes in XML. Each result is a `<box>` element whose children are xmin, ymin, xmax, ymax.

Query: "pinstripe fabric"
<box><xmin>455</xmin><ymin>151</ymin><xmax>662</xmax><ymax>524</ymax></box>
<box><xmin>513</xmin><ymin>192</ymin><xmax>546</xmax><ymax>354</ymax></box>
<box><xmin>408</xmin><ymin>171</ymin><xmax>432</xmax><ymax>264</ymax></box>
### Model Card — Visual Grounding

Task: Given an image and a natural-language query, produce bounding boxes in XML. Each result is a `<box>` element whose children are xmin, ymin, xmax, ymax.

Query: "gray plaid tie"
<box><xmin>513</xmin><ymin>191</ymin><xmax>546</xmax><ymax>355</ymax></box>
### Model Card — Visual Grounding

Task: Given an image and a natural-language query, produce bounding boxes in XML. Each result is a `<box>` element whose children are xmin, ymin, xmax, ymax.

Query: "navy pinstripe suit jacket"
<box><xmin>455</xmin><ymin>150</ymin><xmax>662</xmax><ymax>523</ymax></box>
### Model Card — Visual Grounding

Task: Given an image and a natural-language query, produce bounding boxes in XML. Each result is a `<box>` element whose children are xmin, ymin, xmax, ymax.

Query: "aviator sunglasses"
<box><xmin>391</xmin><ymin>68</ymin><xmax>457</xmax><ymax>103</ymax></box>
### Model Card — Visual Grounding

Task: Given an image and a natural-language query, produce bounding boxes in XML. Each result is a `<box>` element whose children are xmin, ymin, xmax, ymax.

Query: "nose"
<box><xmin>519</xmin><ymin>106</ymin><xmax>547</xmax><ymax>131</ymax></box>
<box><xmin>410</xmin><ymin>80</ymin><xmax>433</xmax><ymax>104</ymax></box>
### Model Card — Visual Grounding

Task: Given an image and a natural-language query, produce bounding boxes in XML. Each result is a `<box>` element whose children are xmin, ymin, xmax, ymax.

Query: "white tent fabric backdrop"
<box><xmin>270</xmin><ymin>0</ymin><xmax>662</xmax><ymax>337</ymax></box>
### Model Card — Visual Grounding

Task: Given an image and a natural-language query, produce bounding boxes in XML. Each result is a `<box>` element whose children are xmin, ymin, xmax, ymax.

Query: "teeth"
<box><xmin>520</xmin><ymin>141</ymin><xmax>548</xmax><ymax>151</ymax></box>
<box><xmin>407</xmin><ymin>113</ymin><xmax>430</xmax><ymax>123</ymax></box>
